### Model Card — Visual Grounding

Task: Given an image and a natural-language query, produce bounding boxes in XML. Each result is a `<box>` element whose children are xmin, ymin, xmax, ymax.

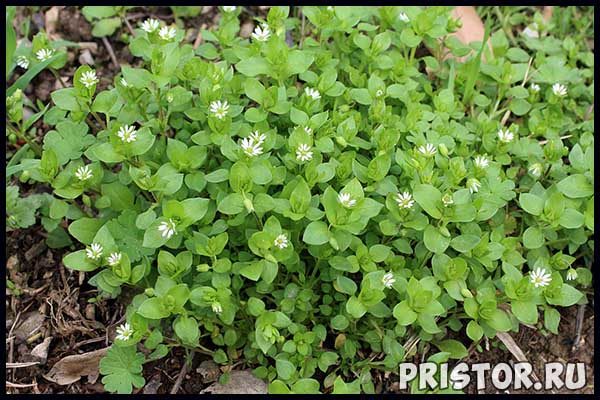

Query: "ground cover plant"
<box><xmin>5</xmin><ymin>5</ymin><xmax>594</xmax><ymax>394</ymax></box>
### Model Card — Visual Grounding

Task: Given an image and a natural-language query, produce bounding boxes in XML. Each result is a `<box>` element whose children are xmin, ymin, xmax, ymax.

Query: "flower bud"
<box><xmin>144</xmin><ymin>288</ymin><xmax>155</xmax><ymax>297</ymax></box>
<box><xmin>82</xmin><ymin>194</ymin><xmax>92</xmax><ymax>208</ymax></box>
<box><xmin>335</xmin><ymin>136</ymin><xmax>347</xmax><ymax>147</ymax></box>
<box><xmin>243</xmin><ymin>197</ymin><xmax>254</xmax><ymax>213</ymax></box>
<box><xmin>460</xmin><ymin>288</ymin><xmax>473</xmax><ymax>298</ymax></box>
<box><xmin>438</xmin><ymin>143</ymin><xmax>449</xmax><ymax>157</ymax></box>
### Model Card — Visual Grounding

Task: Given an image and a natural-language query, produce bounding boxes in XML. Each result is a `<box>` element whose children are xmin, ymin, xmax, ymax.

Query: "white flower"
<box><xmin>75</xmin><ymin>165</ymin><xmax>93</xmax><ymax>181</ymax></box>
<box><xmin>327</xmin><ymin>6</ymin><xmax>334</xmax><ymax>11</ymax></box>
<box><xmin>522</xmin><ymin>24</ymin><xmax>539</xmax><ymax>38</ymax></box>
<box><xmin>86</xmin><ymin>243</ymin><xmax>103</xmax><ymax>260</ymax></box>
<box><xmin>117</xmin><ymin>125</ymin><xmax>137</xmax><ymax>143</ymax></box>
<box><xmin>209</xmin><ymin>100</ymin><xmax>230</xmax><ymax>119</ymax></box>
<box><xmin>107</xmin><ymin>252</ymin><xmax>122</xmax><ymax>266</ymax></box>
<box><xmin>140</xmin><ymin>18</ymin><xmax>160</xmax><ymax>33</ymax></box>
<box><xmin>296</xmin><ymin>143</ymin><xmax>313</xmax><ymax>162</ymax></box>
<box><xmin>552</xmin><ymin>83</ymin><xmax>567</xmax><ymax>97</ymax></box>
<box><xmin>338</xmin><ymin>192</ymin><xmax>356</xmax><ymax>208</ymax></box>
<box><xmin>251</xmin><ymin>23</ymin><xmax>271</xmax><ymax>42</ymax></box>
<box><xmin>79</xmin><ymin>70</ymin><xmax>99</xmax><ymax>88</ymax></box>
<box><xmin>36</xmin><ymin>48</ymin><xmax>54</xmax><ymax>61</ymax></box>
<box><xmin>375</xmin><ymin>89</ymin><xmax>384</xmax><ymax>97</ymax></box>
<box><xmin>249</xmin><ymin>131</ymin><xmax>267</xmax><ymax>145</ymax></box>
<box><xmin>474</xmin><ymin>155</ymin><xmax>489</xmax><ymax>169</ymax></box>
<box><xmin>158</xmin><ymin>218</ymin><xmax>177</xmax><ymax>239</ymax></box>
<box><xmin>442</xmin><ymin>193</ymin><xmax>454</xmax><ymax>207</ymax></box>
<box><xmin>566</xmin><ymin>269</ymin><xmax>578</xmax><ymax>281</ymax></box>
<box><xmin>273</xmin><ymin>234</ymin><xmax>289</xmax><ymax>249</ymax></box>
<box><xmin>16</xmin><ymin>56</ymin><xmax>29</xmax><ymax>69</ymax></box>
<box><xmin>115</xmin><ymin>322</ymin><xmax>134</xmax><ymax>341</ymax></box>
<box><xmin>530</xmin><ymin>83</ymin><xmax>540</xmax><ymax>92</ymax></box>
<box><xmin>212</xmin><ymin>302</ymin><xmax>223</xmax><ymax>314</ymax></box>
<box><xmin>467</xmin><ymin>178</ymin><xmax>481</xmax><ymax>194</ymax></box>
<box><xmin>158</xmin><ymin>26</ymin><xmax>177</xmax><ymax>41</ymax></box>
<box><xmin>382</xmin><ymin>272</ymin><xmax>396</xmax><ymax>288</ymax></box>
<box><xmin>395</xmin><ymin>192</ymin><xmax>414</xmax><ymax>209</ymax></box>
<box><xmin>398</xmin><ymin>12</ymin><xmax>410</xmax><ymax>23</ymax></box>
<box><xmin>497</xmin><ymin>128</ymin><xmax>514</xmax><ymax>143</ymax></box>
<box><xmin>304</xmin><ymin>87</ymin><xmax>321</xmax><ymax>100</ymax></box>
<box><xmin>304</xmin><ymin>126</ymin><xmax>313</xmax><ymax>135</ymax></box>
<box><xmin>223</xmin><ymin>6</ymin><xmax>237</xmax><ymax>12</ymax></box>
<box><xmin>120</xmin><ymin>77</ymin><xmax>128</xmax><ymax>87</ymax></box>
<box><xmin>240</xmin><ymin>137</ymin><xmax>263</xmax><ymax>157</ymax></box>
<box><xmin>528</xmin><ymin>163</ymin><xmax>542</xmax><ymax>178</ymax></box>
<box><xmin>418</xmin><ymin>143</ymin><xmax>437</xmax><ymax>157</ymax></box>
<box><xmin>529</xmin><ymin>268</ymin><xmax>552</xmax><ymax>288</ymax></box>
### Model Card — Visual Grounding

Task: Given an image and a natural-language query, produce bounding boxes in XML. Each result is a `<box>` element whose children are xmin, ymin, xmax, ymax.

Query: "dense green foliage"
<box><xmin>6</xmin><ymin>6</ymin><xmax>594</xmax><ymax>394</ymax></box>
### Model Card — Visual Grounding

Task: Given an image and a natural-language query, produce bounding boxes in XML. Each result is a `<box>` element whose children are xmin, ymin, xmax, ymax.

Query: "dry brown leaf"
<box><xmin>31</xmin><ymin>337</ymin><xmax>53</xmax><ymax>364</ymax></box>
<box><xmin>14</xmin><ymin>311</ymin><xmax>45</xmax><ymax>342</ymax></box>
<box><xmin>43</xmin><ymin>347</ymin><xmax>109</xmax><ymax>385</ymax></box>
<box><xmin>199</xmin><ymin>370</ymin><xmax>267</xmax><ymax>394</ymax></box>
<box><xmin>44</xmin><ymin>6</ymin><xmax>63</xmax><ymax>40</ymax></box>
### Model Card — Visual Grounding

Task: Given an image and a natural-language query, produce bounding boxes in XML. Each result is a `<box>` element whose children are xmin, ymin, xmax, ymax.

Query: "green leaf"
<box><xmin>100</xmin><ymin>345</ymin><xmax>146</xmax><ymax>394</ymax></box>
<box><xmin>466</xmin><ymin>320</ymin><xmax>483</xmax><ymax>341</ymax></box>
<box><xmin>218</xmin><ymin>193</ymin><xmax>245</xmax><ymax>215</ymax></box>
<box><xmin>302</xmin><ymin>221</ymin><xmax>329</xmax><ymax>245</ymax></box>
<box><xmin>91</xmin><ymin>17</ymin><xmax>121</xmax><ymax>37</ymax></box>
<box><xmin>423</xmin><ymin>225</ymin><xmax>450</xmax><ymax>254</ymax></box>
<box><xmin>511</xmin><ymin>300</ymin><xmax>538</xmax><ymax>324</ymax></box>
<box><xmin>435</xmin><ymin>339</ymin><xmax>468</xmax><ymax>359</ymax></box>
<box><xmin>62</xmin><ymin>250</ymin><xmax>98</xmax><ymax>272</ymax></box>
<box><xmin>138</xmin><ymin>297</ymin><xmax>170</xmax><ymax>319</ymax></box>
<box><xmin>523</xmin><ymin>226</ymin><xmax>544</xmax><ymax>249</ymax></box>
<box><xmin>173</xmin><ymin>315</ymin><xmax>200</xmax><ymax>347</ymax></box>
<box><xmin>556</xmin><ymin>174</ymin><xmax>593</xmax><ymax>198</ymax></box>
<box><xmin>276</xmin><ymin>358</ymin><xmax>295</xmax><ymax>380</ymax></box>
<box><xmin>68</xmin><ymin>218</ymin><xmax>105</xmax><ymax>244</ymax></box>
<box><xmin>413</xmin><ymin>184</ymin><xmax>442</xmax><ymax>219</ymax></box>
<box><xmin>519</xmin><ymin>193</ymin><xmax>544</xmax><ymax>216</ymax></box>
<box><xmin>450</xmin><ymin>235</ymin><xmax>480</xmax><ymax>253</ymax></box>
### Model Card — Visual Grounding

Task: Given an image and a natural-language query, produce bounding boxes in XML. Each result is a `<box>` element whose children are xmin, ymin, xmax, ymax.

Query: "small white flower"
<box><xmin>529</xmin><ymin>268</ymin><xmax>552</xmax><ymax>288</ymax></box>
<box><xmin>382</xmin><ymin>272</ymin><xmax>395</xmax><ymax>288</ymax></box>
<box><xmin>117</xmin><ymin>125</ymin><xmax>137</xmax><ymax>143</ymax></box>
<box><xmin>249</xmin><ymin>131</ymin><xmax>267</xmax><ymax>145</ymax></box>
<box><xmin>418</xmin><ymin>143</ymin><xmax>437</xmax><ymax>157</ymax></box>
<box><xmin>398</xmin><ymin>12</ymin><xmax>410</xmax><ymax>23</ymax></box>
<box><xmin>140</xmin><ymin>18</ymin><xmax>160</xmax><ymax>33</ymax></box>
<box><xmin>497</xmin><ymin>128</ymin><xmax>514</xmax><ymax>143</ymax></box>
<box><xmin>36</xmin><ymin>48</ymin><xmax>54</xmax><ymax>61</ymax></box>
<box><xmin>209</xmin><ymin>100</ymin><xmax>230</xmax><ymax>119</ymax></box>
<box><xmin>304</xmin><ymin>87</ymin><xmax>321</xmax><ymax>100</ymax></box>
<box><xmin>240</xmin><ymin>137</ymin><xmax>263</xmax><ymax>157</ymax></box>
<box><xmin>528</xmin><ymin>163</ymin><xmax>543</xmax><ymax>178</ymax></box>
<box><xmin>212</xmin><ymin>302</ymin><xmax>223</xmax><ymax>314</ymax></box>
<box><xmin>395</xmin><ymin>192</ymin><xmax>414</xmax><ymax>209</ymax></box>
<box><xmin>107</xmin><ymin>252</ymin><xmax>122</xmax><ymax>266</ymax></box>
<box><xmin>296</xmin><ymin>143</ymin><xmax>313</xmax><ymax>162</ymax></box>
<box><xmin>273</xmin><ymin>234</ymin><xmax>289</xmax><ymax>249</ymax></box>
<box><xmin>327</xmin><ymin>6</ymin><xmax>334</xmax><ymax>11</ymax></box>
<box><xmin>566</xmin><ymin>269</ymin><xmax>578</xmax><ymax>281</ymax></box>
<box><xmin>375</xmin><ymin>89</ymin><xmax>384</xmax><ymax>98</ymax></box>
<box><xmin>442</xmin><ymin>193</ymin><xmax>454</xmax><ymax>207</ymax></box>
<box><xmin>530</xmin><ymin>83</ymin><xmax>540</xmax><ymax>92</ymax></box>
<box><xmin>467</xmin><ymin>178</ymin><xmax>481</xmax><ymax>194</ymax></box>
<box><xmin>474</xmin><ymin>155</ymin><xmax>489</xmax><ymax>169</ymax></box>
<box><xmin>552</xmin><ymin>83</ymin><xmax>567</xmax><ymax>97</ymax></box>
<box><xmin>79</xmin><ymin>70</ymin><xmax>99</xmax><ymax>88</ymax></box>
<box><xmin>223</xmin><ymin>6</ymin><xmax>237</xmax><ymax>12</ymax></box>
<box><xmin>304</xmin><ymin>126</ymin><xmax>313</xmax><ymax>135</ymax></box>
<box><xmin>16</xmin><ymin>56</ymin><xmax>29</xmax><ymax>69</ymax></box>
<box><xmin>522</xmin><ymin>24</ymin><xmax>539</xmax><ymax>38</ymax></box>
<box><xmin>158</xmin><ymin>218</ymin><xmax>177</xmax><ymax>239</ymax></box>
<box><xmin>115</xmin><ymin>322</ymin><xmax>134</xmax><ymax>341</ymax></box>
<box><xmin>159</xmin><ymin>26</ymin><xmax>177</xmax><ymax>41</ymax></box>
<box><xmin>338</xmin><ymin>192</ymin><xmax>356</xmax><ymax>208</ymax></box>
<box><xmin>75</xmin><ymin>165</ymin><xmax>93</xmax><ymax>181</ymax></box>
<box><xmin>251</xmin><ymin>23</ymin><xmax>271</xmax><ymax>42</ymax></box>
<box><xmin>86</xmin><ymin>243</ymin><xmax>103</xmax><ymax>260</ymax></box>
<box><xmin>120</xmin><ymin>77</ymin><xmax>128</xmax><ymax>87</ymax></box>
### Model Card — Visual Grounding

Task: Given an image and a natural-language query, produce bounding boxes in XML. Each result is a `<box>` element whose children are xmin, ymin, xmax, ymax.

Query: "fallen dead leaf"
<box><xmin>199</xmin><ymin>370</ymin><xmax>267</xmax><ymax>394</ymax></box>
<box><xmin>45</xmin><ymin>6</ymin><xmax>63</xmax><ymax>40</ymax></box>
<box><xmin>43</xmin><ymin>347</ymin><xmax>109</xmax><ymax>386</ymax></box>
<box><xmin>14</xmin><ymin>311</ymin><xmax>45</xmax><ymax>342</ymax></box>
<box><xmin>196</xmin><ymin>360</ymin><xmax>220</xmax><ymax>383</ymax></box>
<box><xmin>31</xmin><ymin>337</ymin><xmax>53</xmax><ymax>364</ymax></box>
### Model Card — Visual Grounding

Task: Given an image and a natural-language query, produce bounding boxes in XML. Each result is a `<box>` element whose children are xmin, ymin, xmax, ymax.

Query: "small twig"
<box><xmin>101</xmin><ymin>36</ymin><xmax>120</xmax><ymax>69</ymax></box>
<box><xmin>123</xmin><ymin>15</ymin><xmax>136</xmax><ymax>37</ymax></box>
<box><xmin>170</xmin><ymin>355</ymin><xmax>192</xmax><ymax>394</ymax></box>
<box><xmin>571</xmin><ymin>303</ymin><xmax>586</xmax><ymax>352</ymax></box>
<box><xmin>6</xmin><ymin>381</ymin><xmax>37</xmax><ymax>388</ymax></box>
<box><xmin>496</xmin><ymin>331</ymin><xmax>540</xmax><ymax>383</ymax></box>
<box><xmin>193</xmin><ymin>28</ymin><xmax>203</xmax><ymax>50</ymax></box>
<box><xmin>6</xmin><ymin>361</ymin><xmax>40</xmax><ymax>369</ymax></box>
